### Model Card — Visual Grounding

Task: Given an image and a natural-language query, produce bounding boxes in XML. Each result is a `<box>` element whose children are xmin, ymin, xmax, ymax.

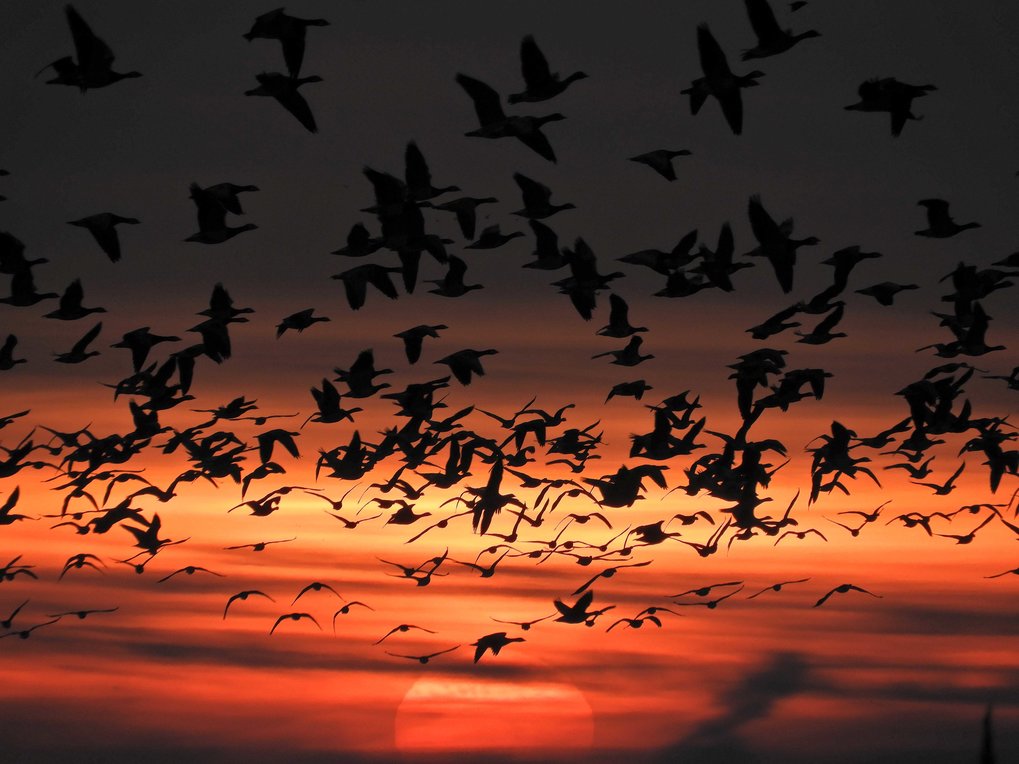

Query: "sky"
<box><xmin>0</xmin><ymin>1</ymin><xmax>1017</xmax><ymax>761</ymax></box>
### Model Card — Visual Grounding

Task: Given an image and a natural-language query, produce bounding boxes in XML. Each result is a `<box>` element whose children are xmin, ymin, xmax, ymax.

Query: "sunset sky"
<box><xmin>1</xmin><ymin>1</ymin><xmax>1017</xmax><ymax>762</ymax></box>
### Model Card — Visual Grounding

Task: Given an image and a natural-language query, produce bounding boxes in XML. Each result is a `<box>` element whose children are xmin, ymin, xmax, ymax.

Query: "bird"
<box><xmin>628</xmin><ymin>149</ymin><xmax>692</xmax><ymax>181</ymax></box>
<box><xmin>67</xmin><ymin>214</ymin><xmax>139</xmax><ymax>262</ymax></box>
<box><xmin>512</xmin><ymin>173</ymin><xmax>575</xmax><ymax>220</ymax></box>
<box><xmin>403</xmin><ymin>141</ymin><xmax>459</xmax><ymax>201</ymax></box>
<box><xmin>597</xmin><ymin>294</ymin><xmax>647</xmax><ymax>338</ymax></box>
<box><xmin>741</xmin><ymin>0</ymin><xmax>821</xmax><ymax>60</ymax></box>
<box><xmin>270</xmin><ymin>612</ymin><xmax>321</xmax><ymax>635</ymax></box>
<box><xmin>844</xmin><ymin>78</ymin><xmax>936</xmax><ymax>136</ymax></box>
<box><xmin>592</xmin><ymin>336</ymin><xmax>653</xmax><ymax>366</ymax></box>
<box><xmin>243</xmin><ymin>8</ymin><xmax>329</xmax><ymax>78</ymax></box>
<box><xmin>39</xmin><ymin>5</ymin><xmax>141</xmax><ymax>91</ymax></box>
<box><xmin>553</xmin><ymin>589</ymin><xmax>615</xmax><ymax>624</ymax></box>
<box><xmin>386</xmin><ymin>646</ymin><xmax>459</xmax><ymax>664</ymax></box>
<box><xmin>223</xmin><ymin>590</ymin><xmax>275</xmax><ymax>619</ymax></box>
<box><xmin>915</xmin><ymin>199</ymin><xmax>980</xmax><ymax>238</ymax></box>
<box><xmin>276</xmin><ymin>308</ymin><xmax>329</xmax><ymax>337</ymax></box>
<box><xmin>427</xmin><ymin>255</ymin><xmax>483</xmax><ymax>297</ymax></box>
<box><xmin>435</xmin><ymin>349</ymin><xmax>498</xmax><ymax>385</ymax></box>
<box><xmin>0</xmin><ymin>335</ymin><xmax>27</xmax><ymax>371</ymax></box>
<box><xmin>202</xmin><ymin>183</ymin><xmax>260</xmax><ymax>215</ymax></box>
<box><xmin>245</xmin><ymin>72</ymin><xmax>322</xmax><ymax>133</ymax></box>
<box><xmin>747</xmin><ymin>195</ymin><xmax>819</xmax><ymax>293</ymax></box>
<box><xmin>456</xmin><ymin>73</ymin><xmax>565</xmax><ymax>162</ymax></box>
<box><xmin>814</xmin><ymin>584</ymin><xmax>882</xmax><ymax>607</ymax></box>
<box><xmin>425</xmin><ymin>196</ymin><xmax>497</xmax><ymax>240</ymax></box>
<box><xmin>157</xmin><ymin>566</ymin><xmax>224</xmax><ymax>583</ymax></box>
<box><xmin>471</xmin><ymin>632</ymin><xmax>525</xmax><ymax>662</ymax></box>
<box><xmin>292</xmin><ymin>581</ymin><xmax>342</xmax><ymax>604</ymax></box>
<box><xmin>43</xmin><ymin>279</ymin><xmax>106</xmax><ymax>320</ymax></box>
<box><xmin>332</xmin><ymin>264</ymin><xmax>402</xmax><ymax>310</ymax></box>
<box><xmin>185</xmin><ymin>183</ymin><xmax>258</xmax><ymax>244</ymax></box>
<box><xmin>508</xmin><ymin>35</ymin><xmax>588</xmax><ymax>103</ymax></box>
<box><xmin>747</xmin><ymin>578</ymin><xmax>811</xmax><ymax>599</ymax></box>
<box><xmin>855</xmin><ymin>282</ymin><xmax>918</xmax><ymax>306</ymax></box>
<box><xmin>54</xmin><ymin>322</ymin><xmax>102</xmax><ymax>364</ymax></box>
<box><xmin>374</xmin><ymin>624</ymin><xmax>437</xmax><ymax>645</ymax></box>
<box><xmin>0</xmin><ymin>269</ymin><xmax>59</xmax><ymax>308</ymax></box>
<box><xmin>681</xmin><ymin>24</ymin><xmax>764</xmax><ymax>135</ymax></box>
<box><xmin>394</xmin><ymin>324</ymin><xmax>447</xmax><ymax>364</ymax></box>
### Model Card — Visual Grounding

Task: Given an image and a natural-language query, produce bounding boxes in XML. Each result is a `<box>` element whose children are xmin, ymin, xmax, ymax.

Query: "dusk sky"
<box><xmin>1</xmin><ymin>2</ymin><xmax>1017</xmax><ymax>762</ymax></box>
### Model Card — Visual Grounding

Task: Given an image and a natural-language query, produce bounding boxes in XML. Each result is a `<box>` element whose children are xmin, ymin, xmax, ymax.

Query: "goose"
<box><xmin>471</xmin><ymin>632</ymin><xmax>525</xmax><ymax>662</ymax></box>
<box><xmin>512</xmin><ymin>173</ymin><xmax>575</xmax><ymax>219</ymax></box>
<box><xmin>456</xmin><ymin>73</ymin><xmax>565</xmax><ymax>162</ymax></box>
<box><xmin>428</xmin><ymin>255</ymin><xmax>483</xmax><ymax>297</ymax></box>
<box><xmin>845</xmin><ymin>78</ymin><xmax>936</xmax><ymax>136</ymax></box>
<box><xmin>0</xmin><ymin>231</ymin><xmax>47</xmax><ymax>274</ymax></box>
<box><xmin>592</xmin><ymin>336</ymin><xmax>653</xmax><ymax>367</ymax></box>
<box><xmin>425</xmin><ymin>196</ymin><xmax>497</xmax><ymax>240</ymax></box>
<box><xmin>44</xmin><ymin>279</ymin><xmax>106</xmax><ymax>320</ymax></box>
<box><xmin>276</xmin><ymin>308</ymin><xmax>329</xmax><ymax>337</ymax></box>
<box><xmin>466</xmin><ymin>224</ymin><xmax>525</xmax><ymax>250</ymax></box>
<box><xmin>404</xmin><ymin>142</ymin><xmax>459</xmax><ymax>201</ymax></box>
<box><xmin>40</xmin><ymin>6</ymin><xmax>141</xmax><ymax>91</ymax></box>
<box><xmin>394</xmin><ymin>324</ymin><xmax>447</xmax><ymax>364</ymax></box>
<box><xmin>746</xmin><ymin>195</ymin><xmax>819</xmax><ymax>293</ymax></box>
<box><xmin>597</xmin><ymin>293</ymin><xmax>647</xmax><ymax>338</ymax></box>
<box><xmin>110</xmin><ymin>327</ymin><xmax>180</xmax><ymax>372</ymax></box>
<box><xmin>68</xmin><ymin>213</ymin><xmax>139</xmax><ymax>262</ymax></box>
<box><xmin>508</xmin><ymin>35</ymin><xmax>588</xmax><ymax>103</ymax></box>
<box><xmin>522</xmin><ymin>220</ymin><xmax>568</xmax><ymax>270</ymax></box>
<box><xmin>333</xmin><ymin>349</ymin><xmax>392</xmax><ymax>398</ymax></box>
<box><xmin>435</xmin><ymin>348</ymin><xmax>498</xmax><ymax>386</ymax></box>
<box><xmin>244</xmin><ymin>8</ymin><xmax>329</xmax><ymax>78</ymax></box>
<box><xmin>331</xmin><ymin>263</ymin><xmax>402</xmax><ymax>310</ymax></box>
<box><xmin>628</xmin><ymin>149</ymin><xmax>692</xmax><ymax>181</ymax></box>
<box><xmin>618</xmin><ymin>230</ymin><xmax>699</xmax><ymax>275</ymax></box>
<box><xmin>54</xmin><ymin>322</ymin><xmax>102</xmax><ymax>364</ymax></box>
<box><xmin>244</xmin><ymin>72</ymin><xmax>322</xmax><ymax>133</ymax></box>
<box><xmin>185</xmin><ymin>183</ymin><xmax>257</xmax><ymax>244</ymax></box>
<box><xmin>331</xmin><ymin>222</ymin><xmax>383</xmax><ymax>257</ymax></box>
<box><xmin>855</xmin><ymin>281</ymin><xmax>918</xmax><ymax>306</ymax></box>
<box><xmin>915</xmin><ymin>199</ymin><xmax>980</xmax><ymax>237</ymax></box>
<box><xmin>796</xmin><ymin>303</ymin><xmax>847</xmax><ymax>345</ymax></box>
<box><xmin>0</xmin><ymin>269</ymin><xmax>58</xmax><ymax>307</ymax></box>
<box><xmin>741</xmin><ymin>0</ymin><xmax>821</xmax><ymax>60</ymax></box>
<box><xmin>681</xmin><ymin>25</ymin><xmax>764</xmax><ymax>135</ymax></box>
<box><xmin>203</xmin><ymin>183</ymin><xmax>259</xmax><ymax>215</ymax></box>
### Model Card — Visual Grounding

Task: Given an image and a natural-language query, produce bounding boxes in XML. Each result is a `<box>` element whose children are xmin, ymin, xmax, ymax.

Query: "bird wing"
<box><xmin>514</xmin><ymin>172</ymin><xmax>551</xmax><ymax>211</ymax></box>
<box><xmin>519</xmin><ymin>35</ymin><xmax>553</xmax><ymax>89</ymax></box>
<box><xmin>456</xmin><ymin>73</ymin><xmax>506</xmax><ymax>126</ymax></box>
<box><xmin>65</xmin><ymin>5</ymin><xmax>114</xmax><ymax>74</ymax></box>
<box><xmin>744</xmin><ymin>0</ymin><xmax>783</xmax><ymax>44</ymax></box>
<box><xmin>697</xmin><ymin>24</ymin><xmax>733</xmax><ymax>78</ymax></box>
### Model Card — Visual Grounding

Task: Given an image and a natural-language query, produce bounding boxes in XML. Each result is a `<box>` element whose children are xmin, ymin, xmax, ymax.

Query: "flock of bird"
<box><xmin>0</xmin><ymin>2</ymin><xmax>1017</xmax><ymax>679</ymax></box>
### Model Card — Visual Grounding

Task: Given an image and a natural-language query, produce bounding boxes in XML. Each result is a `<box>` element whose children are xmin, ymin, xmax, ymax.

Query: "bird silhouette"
<box><xmin>628</xmin><ymin>149</ymin><xmax>692</xmax><ymax>181</ymax></box>
<box><xmin>845</xmin><ymin>78</ymin><xmax>936</xmax><ymax>136</ymax></box>
<box><xmin>68</xmin><ymin>213</ymin><xmax>139</xmax><ymax>262</ymax></box>
<box><xmin>243</xmin><ymin>8</ymin><xmax>329</xmax><ymax>78</ymax></box>
<box><xmin>681</xmin><ymin>24</ymin><xmax>764</xmax><ymax>135</ymax></box>
<box><xmin>508</xmin><ymin>35</ymin><xmax>587</xmax><ymax>103</ymax></box>
<box><xmin>245</xmin><ymin>72</ymin><xmax>322</xmax><ymax>133</ymax></box>
<box><xmin>915</xmin><ymin>199</ymin><xmax>981</xmax><ymax>238</ymax></box>
<box><xmin>741</xmin><ymin>0</ymin><xmax>821</xmax><ymax>59</ymax></box>
<box><xmin>457</xmin><ymin>73</ymin><xmax>565</xmax><ymax>162</ymax></box>
<box><xmin>813</xmin><ymin>583</ymin><xmax>882</xmax><ymax>607</ymax></box>
<box><xmin>471</xmin><ymin>631</ymin><xmax>525</xmax><ymax>662</ymax></box>
<box><xmin>40</xmin><ymin>6</ymin><xmax>141</xmax><ymax>91</ymax></box>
